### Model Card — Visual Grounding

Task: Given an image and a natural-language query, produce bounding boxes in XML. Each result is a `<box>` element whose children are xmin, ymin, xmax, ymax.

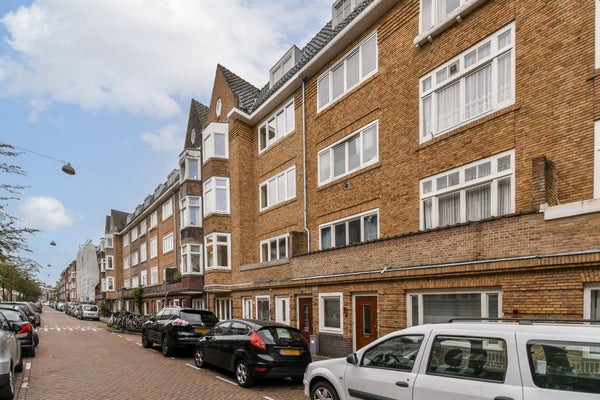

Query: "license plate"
<box><xmin>279</xmin><ymin>348</ymin><xmax>300</xmax><ymax>356</ymax></box>
<box><xmin>196</xmin><ymin>328</ymin><xmax>209</xmax><ymax>334</ymax></box>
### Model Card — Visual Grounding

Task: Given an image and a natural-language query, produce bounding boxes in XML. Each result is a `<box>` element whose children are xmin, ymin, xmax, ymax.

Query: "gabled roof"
<box><xmin>110</xmin><ymin>209</ymin><xmax>129</xmax><ymax>232</ymax></box>
<box><xmin>218</xmin><ymin>64</ymin><xmax>261</xmax><ymax>112</ymax></box>
<box><xmin>191</xmin><ymin>99</ymin><xmax>210</xmax><ymax>128</ymax></box>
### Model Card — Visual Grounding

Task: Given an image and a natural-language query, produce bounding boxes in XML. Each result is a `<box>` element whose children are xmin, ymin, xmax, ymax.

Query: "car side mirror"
<box><xmin>346</xmin><ymin>353</ymin><xmax>358</xmax><ymax>365</ymax></box>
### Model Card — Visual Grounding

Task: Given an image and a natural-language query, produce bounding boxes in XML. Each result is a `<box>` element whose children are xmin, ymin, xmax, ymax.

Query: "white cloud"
<box><xmin>0</xmin><ymin>0</ymin><xmax>332</xmax><ymax>119</ymax></box>
<box><xmin>18</xmin><ymin>196</ymin><xmax>74</xmax><ymax>231</ymax></box>
<box><xmin>141</xmin><ymin>124</ymin><xmax>181</xmax><ymax>151</ymax></box>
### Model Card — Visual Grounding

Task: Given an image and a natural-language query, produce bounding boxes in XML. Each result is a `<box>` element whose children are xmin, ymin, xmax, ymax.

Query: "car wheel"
<box><xmin>0</xmin><ymin>370</ymin><xmax>15</xmax><ymax>400</ymax></box>
<box><xmin>161</xmin><ymin>335</ymin><xmax>173</xmax><ymax>357</ymax></box>
<box><xmin>310</xmin><ymin>381</ymin><xmax>339</xmax><ymax>400</ymax></box>
<box><xmin>141</xmin><ymin>332</ymin><xmax>153</xmax><ymax>349</ymax></box>
<box><xmin>194</xmin><ymin>348</ymin><xmax>206</xmax><ymax>368</ymax></box>
<box><xmin>235</xmin><ymin>360</ymin><xmax>254</xmax><ymax>388</ymax></box>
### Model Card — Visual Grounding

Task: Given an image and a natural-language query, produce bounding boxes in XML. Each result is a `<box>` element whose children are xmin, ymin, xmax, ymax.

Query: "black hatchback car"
<box><xmin>141</xmin><ymin>307</ymin><xmax>218</xmax><ymax>356</ymax></box>
<box><xmin>0</xmin><ymin>305</ymin><xmax>36</xmax><ymax>357</ymax></box>
<box><xmin>194</xmin><ymin>319</ymin><xmax>311</xmax><ymax>387</ymax></box>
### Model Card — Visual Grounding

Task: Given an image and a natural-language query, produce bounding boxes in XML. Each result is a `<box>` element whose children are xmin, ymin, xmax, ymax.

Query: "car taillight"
<box><xmin>17</xmin><ymin>323</ymin><xmax>31</xmax><ymax>335</ymax></box>
<box><xmin>171</xmin><ymin>318</ymin><xmax>189</xmax><ymax>326</ymax></box>
<box><xmin>250</xmin><ymin>331</ymin><xmax>266</xmax><ymax>350</ymax></box>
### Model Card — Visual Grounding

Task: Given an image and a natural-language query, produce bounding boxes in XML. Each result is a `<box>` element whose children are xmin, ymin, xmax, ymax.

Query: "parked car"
<box><xmin>0</xmin><ymin>311</ymin><xmax>22</xmax><ymax>400</ymax></box>
<box><xmin>141</xmin><ymin>307</ymin><xmax>218</xmax><ymax>356</ymax></box>
<box><xmin>0</xmin><ymin>306</ymin><xmax>37</xmax><ymax>357</ymax></box>
<box><xmin>304</xmin><ymin>319</ymin><xmax>600</xmax><ymax>400</ymax></box>
<box><xmin>1</xmin><ymin>302</ymin><xmax>40</xmax><ymax>327</ymax></box>
<box><xmin>194</xmin><ymin>319</ymin><xmax>311</xmax><ymax>387</ymax></box>
<box><xmin>78</xmin><ymin>304</ymin><xmax>100</xmax><ymax>321</ymax></box>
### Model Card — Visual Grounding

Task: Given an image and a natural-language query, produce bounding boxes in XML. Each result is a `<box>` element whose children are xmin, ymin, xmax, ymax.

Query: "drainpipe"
<box><xmin>302</xmin><ymin>79</ymin><xmax>310</xmax><ymax>252</ymax></box>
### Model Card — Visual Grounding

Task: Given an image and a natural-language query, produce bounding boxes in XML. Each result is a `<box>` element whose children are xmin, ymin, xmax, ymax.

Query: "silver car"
<box><xmin>0</xmin><ymin>311</ymin><xmax>22</xmax><ymax>400</ymax></box>
<box><xmin>78</xmin><ymin>304</ymin><xmax>100</xmax><ymax>321</ymax></box>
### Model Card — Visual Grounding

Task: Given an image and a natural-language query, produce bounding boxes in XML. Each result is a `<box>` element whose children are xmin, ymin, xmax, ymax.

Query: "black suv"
<box><xmin>194</xmin><ymin>319</ymin><xmax>312</xmax><ymax>387</ymax></box>
<box><xmin>141</xmin><ymin>307</ymin><xmax>218</xmax><ymax>356</ymax></box>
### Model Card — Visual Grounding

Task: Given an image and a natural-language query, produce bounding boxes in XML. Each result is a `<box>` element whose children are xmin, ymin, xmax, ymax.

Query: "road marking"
<box><xmin>25</xmin><ymin>362</ymin><xmax>31</xmax><ymax>370</ymax></box>
<box><xmin>215</xmin><ymin>376</ymin><xmax>238</xmax><ymax>386</ymax></box>
<box><xmin>21</xmin><ymin>382</ymin><xmax>28</xmax><ymax>388</ymax></box>
<box><xmin>185</xmin><ymin>363</ymin><xmax>200</xmax><ymax>370</ymax></box>
<box><xmin>263</xmin><ymin>397</ymin><xmax>275</xmax><ymax>400</ymax></box>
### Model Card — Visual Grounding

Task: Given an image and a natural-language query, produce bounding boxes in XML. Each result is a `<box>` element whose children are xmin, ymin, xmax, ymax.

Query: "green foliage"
<box><xmin>130</xmin><ymin>287</ymin><xmax>143</xmax><ymax>313</ymax></box>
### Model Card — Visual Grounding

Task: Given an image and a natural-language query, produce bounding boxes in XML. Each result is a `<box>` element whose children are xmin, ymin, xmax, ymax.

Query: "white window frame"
<box><xmin>139</xmin><ymin>220</ymin><xmax>147</xmax><ymax>236</ymax></box>
<box><xmin>260</xmin><ymin>234</ymin><xmax>289</xmax><ymax>262</ymax></box>
<box><xmin>256</xmin><ymin>295</ymin><xmax>271</xmax><ymax>320</ymax></box>
<box><xmin>319</xmin><ymin>209</ymin><xmax>379</xmax><ymax>250</ymax></box>
<box><xmin>150</xmin><ymin>211</ymin><xmax>158</xmax><ymax>229</ymax></box>
<box><xmin>202</xmin><ymin>122</ymin><xmax>229</xmax><ymax>162</ymax></box>
<box><xmin>131</xmin><ymin>251</ymin><xmax>139</xmax><ymax>266</ymax></box>
<box><xmin>139</xmin><ymin>243</ymin><xmax>147</xmax><ymax>263</ymax></box>
<box><xmin>181</xmin><ymin>196</ymin><xmax>202</xmax><ymax>228</ymax></box>
<box><xmin>140</xmin><ymin>270</ymin><xmax>148</xmax><ymax>286</ymax></box>
<box><xmin>407</xmin><ymin>289</ymin><xmax>502</xmax><ymax>326</ymax></box>
<box><xmin>123</xmin><ymin>233</ymin><xmax>129</xmax><ymax>247</ymax></box>
<box><xmin>123</xmin><ymin>254</ymin><xmax>130</xmax><ymax>270</ymax></box>
<box><xmin>597</xmin><ymin>0</ymin><xmax>600</xmax><ymax>69</ymax></box>
<box><xmin>162</xmin><ymin>232</ymin><xmax>174</xmax><ymax>254</ymax></box>
<box><xmin>203</xmin><ymin>177</ymin><xmax>230</xmax><ymax>216</ymax></box>
<box><xmin>258</xmin><ymin>99</ymin><xmax>295</xmax><ymax>153</ymax></box>
<box><xmin>259</xmin><ymin>166</ymin><xmax>296</xmax><ymax>210</ymax></box>
<box><xmin>204</xmin><ymin>233</ymin><xmax>231</xmax><ymax>270</ymax></box>
<box><xmin>420</xmin><ymin>150</ymin><xmax>514</xmax><ymax>230</ymax></box>
<box><xmin>151</xmin><ymin>267</ymin><xmax>158</xmax><ymax>285</ymax></box>
<box><xmin>595</xmin><ymin>120</ymin><xmax>600</xmax><ymax>199</ymax></box>
<box><xmin>275</xmin><ymin>296</ymin><xmax>291</xmax><ymax>325</ymax></box>
<box><xmin>106</xmin><ymin>255</ymin><xmax>114</xmax><ymax>270</ymax></box>
<box><xmin>317</xmin><ymin>31</ymin><xmax>377</xmax><ymax>111</ymax></box>
<box><xmin>318</xmin><ymin>120</ymin><xmax>378</xmax><ymax>185</ymax></box>
<box><xmin>123</xmin><ymin>279</ymin><xmax>130</xmax><ymax>289</ymax></box>
<box><xmin>242</xmin><ymin>297</ymin><xmax>253</xmax><ymax>319</ymax></box>
<box><xmin>215</xmin><ymin>298</ymin><xmax>232</xmax><ymax>320</ymax></box>
<box><xmin>181</xmin><ymin>152</ymin><xmax>201</xmax><ymax>181</ymax></box>
<box><xmin>420</xmin><ymin>22</ymin><xmax>515</xmax><ymax>143</ymax></box>
<box><xmin>419</xmin><ymin>0</ymin><xmax>482</xmax><ymax>33</ymax></box>
<box><xmin>162</xmin><ymin>198</ymin><xmax>173</xmax><ymax>221</ymax></box>
<box><xmin>181</xmin><ymin>244</ymin><xmax>203</xmax><ymax>275</ymax></box>
<box><xmin>584</xmin><ymin>283</ymin><xmax>600</xmax><ymax>321</ymax></box>
<box><xmin>107</xmin><ymin>277</ymin><xmax>115</xmax><ymax>291</ymax></box>
<box><xmin>319</xmin><ymin>293</ymin><xmax>343</xmax><ymax>334</ymax></box>
<box><xmin>332</xmin><ymin>0</ymin><xmax>356</xmax><ymax>27</ymax></box>
<box><xmin>132</xmin><ymin>276</ymin><xmax>139</xmax><ymax>288</ymax></box>
<box><xmin>150</xmin><ymin>236</ymin><xmax>158</xmax><ymax>259</ymax></box>
<box><xmin>105</xmin><ymin>235</ymin><xmax>113</xmax><ymax>248</ymax></box>
<box><xmin>131</xmin><ymin>226</ymin><xmax>138</xmax><ymax>242</ymax></box>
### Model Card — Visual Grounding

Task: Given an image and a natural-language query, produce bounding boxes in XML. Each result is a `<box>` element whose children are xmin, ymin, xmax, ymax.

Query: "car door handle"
<box><xmin>395</xmin><ymin>381</ymin><xmax>409</xmax><ymax>388</ymax></box>
<box><xmin>494</xmin><ymin>397</ymin><xmax>514</xmax><ymax>400</ymax></box>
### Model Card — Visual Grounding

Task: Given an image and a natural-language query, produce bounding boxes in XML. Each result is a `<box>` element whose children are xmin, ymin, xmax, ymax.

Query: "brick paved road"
<box><xmin>15</xmin><ymin>307</ymin><xmax>307</xmax><ymax>400</ymax></box>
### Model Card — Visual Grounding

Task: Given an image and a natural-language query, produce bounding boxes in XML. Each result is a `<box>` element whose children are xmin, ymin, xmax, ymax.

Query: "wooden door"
<box><xmin>356</xmin><ymin>296</ymin><xmax>378</xmax><ymax>350</ymax></box>
<box><xmin>298</xmin><ymin>297</ymin><xmax>313</xmax><ymax>345</ymax></box>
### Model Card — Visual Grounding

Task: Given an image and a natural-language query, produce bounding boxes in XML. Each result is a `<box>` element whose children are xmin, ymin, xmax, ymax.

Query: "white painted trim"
<box><xmin>542</xmin><ymin>198</ymin><xmax>600</xmax><ymax>220</ymax></box>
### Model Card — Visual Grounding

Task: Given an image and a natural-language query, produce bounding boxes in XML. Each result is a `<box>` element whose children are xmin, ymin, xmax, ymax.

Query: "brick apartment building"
<box><xmin>80</xmin><ymin>0</ymin><xmax>600</xmax><ymax>358</ymax></box>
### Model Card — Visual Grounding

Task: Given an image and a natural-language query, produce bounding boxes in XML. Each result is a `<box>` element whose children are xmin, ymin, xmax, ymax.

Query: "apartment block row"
<box><xmin>59</xmin><ymin>0</ymin><xmax>600</xmax><ymax>357</ymax></box>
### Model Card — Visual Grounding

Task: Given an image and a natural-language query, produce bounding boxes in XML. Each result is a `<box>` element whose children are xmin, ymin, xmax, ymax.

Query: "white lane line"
<box><xmin>185</xmin><ymin>363</ymin><xmax>200</xmax><ymax>370</ymax></box>
<box><xmin>215</xmin><ymin>376</ymin><xmax>237</xmax><ymax>386</ymax></box>
<box><xmin>25</xmin><ymin>362</ymin><xmax>31</xmax><ymax>371</ymax></box>
<box><xmin>263</xmin><ymin>397</ymin><xmax>275</xmax><ymax>400</ymax></box>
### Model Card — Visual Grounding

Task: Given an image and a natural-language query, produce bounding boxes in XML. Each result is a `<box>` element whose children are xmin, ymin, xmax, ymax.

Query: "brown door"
<box><xmin>298</xmin><ymin>297</ymin><xmax>313</xmax><ymax>345</ymax></box>
<box><xmin>356</xmin><ymin>296</ymin><xmax>378</xmax><ymax>350</ymax></box>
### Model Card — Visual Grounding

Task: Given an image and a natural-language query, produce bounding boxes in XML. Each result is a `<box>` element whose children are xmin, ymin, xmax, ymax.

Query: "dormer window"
<box><xmin>269</xmin><ymin>46</ymin><xmax>302</xmax><ymax>87</ymax></box>
<box><xmin>333</xmin><ymin>0</ymin><xmax>362</xmax><ymax>27</ymax></box>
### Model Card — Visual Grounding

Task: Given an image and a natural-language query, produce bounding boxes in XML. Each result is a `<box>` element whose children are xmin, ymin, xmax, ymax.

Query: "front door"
<box><xmin>356</xmin><ymin>295</ymin><xmax>378</xmax><ymax>350</ymax></box>
<box><xmin>298</xmin><ymin>297</ymin><xmax>313</xmax><ymax>345</ymax></box>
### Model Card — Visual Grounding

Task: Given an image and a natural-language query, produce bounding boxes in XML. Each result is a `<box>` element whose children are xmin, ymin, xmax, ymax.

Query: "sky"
<box><xmin>0</xmin><ymin>0</ymin><xmax>332</xmax><ymax>285</ymax></box>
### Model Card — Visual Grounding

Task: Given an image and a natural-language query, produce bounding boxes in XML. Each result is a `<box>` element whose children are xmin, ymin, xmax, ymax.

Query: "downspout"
<box><xmin>302</xmin><ymin>79</ymin><xmax>311</xmax><ymax>252</ymax></box>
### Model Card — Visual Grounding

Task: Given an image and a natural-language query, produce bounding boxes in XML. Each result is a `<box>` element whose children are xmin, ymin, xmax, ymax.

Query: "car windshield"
<box><xmin>180</xmin><ymin>311</ymin><xmax>218</xmax><ymax>324</ymax></box>
<box><xmin>258</xmin><ymin>326</ymin><xmax>305</xmax><ymax>346</ymax></box>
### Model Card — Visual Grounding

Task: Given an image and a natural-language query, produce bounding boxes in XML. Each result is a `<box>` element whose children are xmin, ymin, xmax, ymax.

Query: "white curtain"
<box><xmin>437</xmin><ymin>82</ymin><xmax>460</xmax><ymax>131</ymax></box>
<box><xmin>364</xmin><ymin>214</ymin><xmax>378</xmax><ymax>241</ymax></box>
<box><xmin>422</xmin><ymin>96</ymin><xmax>432</xmax><ymax>137</ymax></box>
<box><xmin>438</xmin><ymin>192</ymin><xmax>460</xmax><ymax>227</ymax></box>
<box><xmin>423</xmin><ymin>199</ymin><xmax>433</xmax><ymax>229</ymax></box>
<box><xmin>465</xmin><ymin>64</ymin><xmax>492</xmax><ymax>119</ymax></box>
<box><xmin>497</xmin><ymin>52</ymin><xmax>512</xmax><ymax>103</ymax></box>
<box><xmin>466</xmin><ymin>184</ymin><xmax>491</xmax><ymax>221</ymax></box>
<box><xmin>497</xmin><ymin>177</ymin><xmax>511</xmax><ymax>215</ymax></box>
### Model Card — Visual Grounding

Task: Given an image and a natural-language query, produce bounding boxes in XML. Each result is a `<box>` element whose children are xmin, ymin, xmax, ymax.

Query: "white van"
<box><xmin>304</xmin><ymin>319</ymin><xmax>600</xmax><ymax>400</ymax></box>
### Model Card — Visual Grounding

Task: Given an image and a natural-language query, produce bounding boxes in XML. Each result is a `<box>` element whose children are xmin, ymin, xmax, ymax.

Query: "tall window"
<box><xmin>203</xmin><ymin>177</ymin><xmax>230</xmax><ymax>216</ymax></box>
<box><xmin>150</xmin><ymin>236</ymin><xmax>158</xmax><ymax>258</ymax></box>
<box><xmin>203</xmin><ymin>122</ymin><xmax>228</xmax><ymax>162</ymax></box>
<box><xmin>204</xmin><ymin>233</ymin><xmax>231</xmax><ymax>269</ymax></box>
<box><xmin>181</xmin><ymin>196</ymin><xmax>202</xmax><ymax>227</ymax></box>
<box><xmin>584</xmin><ymin>284</ymin><xmax>600</xmax><ymax>322</ymax></box>
<box><xmin>420</xmin><ymin>23</ymin><xmax>514</xmax><ymax>142</ymax></box>
<box><xmin>319</xmin><ymin>293</ymin><xmax>343</xmax><ymax>334</ymax></box>
<box><xmin>181</xmin><ymin>154</ymin><xmax>201</xmax><ymax>180</ymax></box>
<box><xmin>106</xmin><ymin>255</ymin><xmax>114</xmax><ymax>270</ymax></box>
<box><xmin>162</xmin><ymin>233</ymin><xmax>174</xmax><ymax>254</ymax></box>
<box><xmin>123</xmin><ymin>255</ymin><xmax>130</xmax><ymax>270</ymax></box>
<box><xmin>151</xmin><ymin>267</ymin><xmax>158</xmax><ymax>285</ymax></box>
<box><xmin>105</xmin><ymin>235</ymin><xmax>113</xmax><ymax>248</ymax></box>
<box><xmin>259</xmin><ymin>100</ymin><xmax>295</xmax><ymax>152</ymax></box>
<box><xmin>318</xmin><ymin>31</ymin><xmax>377</xmax><ymax>110</ymax></box>
<box><xmin>131</xmin><ymin>226</ymin><xmax>138</xmax><ymax>242</ymax></box>
<box><xmin>407</xmin><ymin>290</ymin><xmax>501</xmax><ymax>326</ymax></box>
<box><xmin>259</xmin><ymin>166</ymin><xmax>296</xmax><ymax>210</ymax></box>
<box><xmin>150</xmin><ymin>211</ymin><xmax>158</xmax><ymax>229</ymax></box>
<box><xmin>131</xmin><ymin>251</ymin><xmax>139</xmax><ymax>266</ymax></box>
<box><xmin>140</xmin><ymin>270</ymin><xmax>148</xmax><ymax>286</ymax></box>
<box><xmin>256</xmin><ymin>296</ymin><xmax>271</xmax><ymax>320</ymax></box>
<box><xmin>107</xmin><ymin>277</ymin><xmax>115</xmax><ymax>291</ymax></box>
<box><xmin>320</xmin><ymin>210</ymin><xmax>379</xmax><ymax>250</ymax></box>
<box><xmin>139</xmin><ymin>243</ymin><xmax>147</xmax><ymax>262</ymax></box>
<box><xmin>181</xmin><ymin>244</ymin><xmax>203</xmax><ymax>274</ymax></box>
<box><xmin>139</xmin><ymin>220</ymin><xmax>147</xmax><ymax>236</ymax></box>
<box><xmin>319</xmin><ymin>121</ymin><xmax>378</xmax><ymax>185</ymax></box>
<box><xmin>420</xmin><ymin>151</ymin><xmax>514</xmax><ymax>230</ymax></box>
<box><xmin>215</xmin><ymin>298</ymin><xmax>232</xmax><ymax>320</ymax></box>
<box><xmin>420</xmin><ymin>0</ymin><xmax>477</xmax><ymax>32</ymax></box>
<box><xmin>260</xmin><ymin>234</ymin><xmax>289</xmax><ymax>262</ymax></box>
<box><xmin>162</xmin><ymin>198</ymin><xmax>173</xmax><ymax>220</ymax></box>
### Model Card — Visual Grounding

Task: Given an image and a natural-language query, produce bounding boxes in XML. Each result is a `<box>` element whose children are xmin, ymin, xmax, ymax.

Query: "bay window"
<box><xmin>181</xmin><ymin>196</ymin><xmax>202</xmax><ymax>227</ymax></box>
<box><xmin>181</xmin><ymin>244</ymin><xmax>203</xmax><ymax>274</ymax></box>
<box><xmin>203</xmin><ymin>177</ymin><xmax>230</xmax><ymax>216</ymax></box>
<box><xmin>204</xmin><ymin>233</ymin><xmax>231</xmax><ymax>269</ymax></box>
<box><xmin>202</xmin><ymin>122</ymin><xmax>228</xmax><ymax>162</ymax></box>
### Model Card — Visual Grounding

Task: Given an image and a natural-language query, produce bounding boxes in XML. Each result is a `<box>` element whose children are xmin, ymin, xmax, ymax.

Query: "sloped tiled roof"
<box><xmin>110</xmin><ymin>209</ymin><xmax>129</xmax><ymax>232</ymax></box>
<box><xmin>246</xmin><ymin>0</ymin><xmax>375</xmax><ymax>113</ymax></box>
<box><xmin>218</xmin><ymin>64</ymin><xmax>261</xmax><ymax>112</ymax></box>
<box><xmin>191</xmin><ymin>99</ymin><xmax>210</xmax><ymax>128</ymax></box>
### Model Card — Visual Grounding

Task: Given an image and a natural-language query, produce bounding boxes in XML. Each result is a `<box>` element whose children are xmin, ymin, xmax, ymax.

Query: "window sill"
<box><xmin>241</xmin><ymin>258</ymin><xmax>289</xmax><ymax>271</ymax></box>
<box><xmin>541</xmin><ymin>199</ymin><xmax>600</xmax><ymax>220</ymax></box>
<box><xmin>413</xmin><ymin>0</ymin><xmax>489</xmax><ymax>48</ymax></box>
